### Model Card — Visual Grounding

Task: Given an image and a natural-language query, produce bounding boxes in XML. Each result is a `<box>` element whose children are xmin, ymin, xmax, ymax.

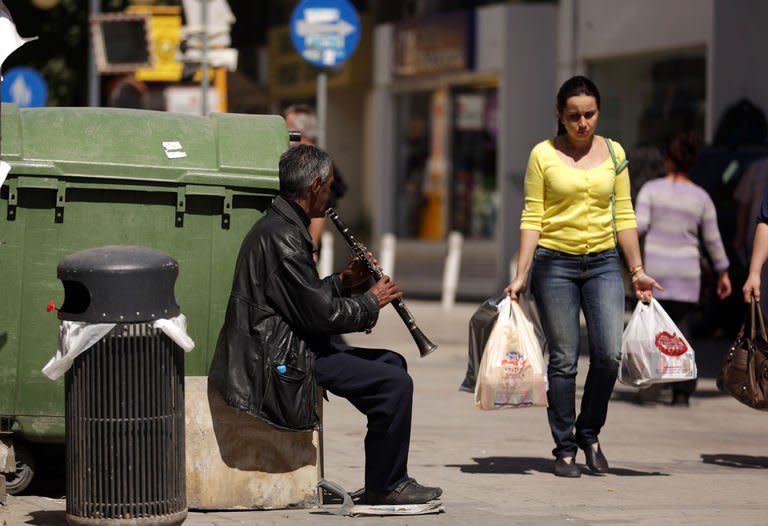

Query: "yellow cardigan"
<box><xmin>520</xmin><ymin>136</ymin><xmax>637</xmax><ymax>255</ymax></box>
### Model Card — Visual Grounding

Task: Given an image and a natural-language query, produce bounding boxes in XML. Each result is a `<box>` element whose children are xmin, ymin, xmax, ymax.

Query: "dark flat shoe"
<box><xmin>554</xmin><ymin>457</ymin><xmax>581</xmax><ymax>478</ymax></box>
<box><xmin>582</xmin><ymin>443</ymin><xmax>609</xmax><ymax>474</ymax></box>
<box><xmin>363</xmin><ymin>478</ymin><xmax>442</xmax><ymax>505</ymax></box>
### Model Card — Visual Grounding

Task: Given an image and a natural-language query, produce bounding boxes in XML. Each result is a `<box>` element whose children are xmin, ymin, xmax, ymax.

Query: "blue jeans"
<box><xmin>531</xmin><ymin>247</ymin><xmax>624</xmax><ymax>459</ymax></box>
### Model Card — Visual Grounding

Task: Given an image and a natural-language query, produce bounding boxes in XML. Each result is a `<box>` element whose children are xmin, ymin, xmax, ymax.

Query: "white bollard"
<box><xmin>318</xmin><ymin>230</ymin><xmax>334</xmax><ymax>278</ymax></box>
<box><xmin>441</xmin><ymin>231</ymin><xmax>463</xmax><ymax>311</ymax></box>
<box><xmin>379</xmin><ymin>233</ymin><xmax>396</xmax><ymax>278</ymax></box>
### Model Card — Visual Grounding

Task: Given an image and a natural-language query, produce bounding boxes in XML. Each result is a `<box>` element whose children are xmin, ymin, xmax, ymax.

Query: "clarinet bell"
<box><xmin>412</xmin><ymin>327</ymin><xmax>438</xmax><ymax>357</ymax></box>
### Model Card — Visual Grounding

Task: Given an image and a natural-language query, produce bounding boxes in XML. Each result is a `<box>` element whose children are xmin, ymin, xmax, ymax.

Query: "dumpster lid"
<box><xmin>1</xmin><ymin>104</ymin><xmax>284</xmax><ymax>191</ymax></box>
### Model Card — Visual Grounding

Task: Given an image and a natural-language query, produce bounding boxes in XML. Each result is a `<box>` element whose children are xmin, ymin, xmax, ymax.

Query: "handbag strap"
<box><xmin>604</xmin><ymin>137</ymin><xmax>628</xmax><ymax>245</ymax></box>
<box><xmin>605</xmin><ymin>138</ymin><xmax>629</xmax><ymax>175</ymax></box>
<box><xmin>750</xmin><ymin>296</ymin><xmax>768</xmax><ymax>342</ymax></box>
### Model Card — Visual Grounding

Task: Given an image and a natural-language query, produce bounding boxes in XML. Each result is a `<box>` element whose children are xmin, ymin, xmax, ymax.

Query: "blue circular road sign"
<box><xmin>290</xmin><ymin>0</ymin><xmax>361</xmax><ymax>68</ymax></box>
<box><xmin>2</xmin><ymin>66</ymin><xmax>47</xmax><ymax>107</ymax></box>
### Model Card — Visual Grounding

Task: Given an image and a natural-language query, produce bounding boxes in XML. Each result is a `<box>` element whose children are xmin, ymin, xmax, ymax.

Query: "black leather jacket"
<box><xmin>208</xmin><ymin>196</ymin><xmax>380</xmax><ymax>431</ymax></box>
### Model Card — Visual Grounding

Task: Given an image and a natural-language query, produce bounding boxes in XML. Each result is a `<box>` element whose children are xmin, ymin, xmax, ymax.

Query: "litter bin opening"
<box><xmin>59</xmin><ymin>280</ymin><xmax>90</xmax><ymax>315</ymax></box>
<box><xmin>57</xmin><ymin>245</ymin><xmax>180</xmax><ymax>323</ymax></box>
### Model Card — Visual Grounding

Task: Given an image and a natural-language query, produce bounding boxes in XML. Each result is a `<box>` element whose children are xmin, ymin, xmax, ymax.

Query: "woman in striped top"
<box><xmin>635</xmin><ymin>130</ymin><xmax>732</xmax><ymax>406</ymax></box>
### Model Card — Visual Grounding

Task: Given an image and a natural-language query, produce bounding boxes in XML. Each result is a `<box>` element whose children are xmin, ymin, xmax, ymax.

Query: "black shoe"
<box><xmin>582</xmin><ymin>443</ymin><xmax>609</xmax><ymax>474</ymax></box>
<box><xmin>553</xmin><ymin>456</ymin><xmax>581</xmax><ymax>478</ymax></box>
<box><xmin>637</xmin><ymin>384</ymin><xmax>662</xmax><ymax>405</ymax></box>
<box><xmin>349</xmin><ymin>487</ymin><xmax>365</xmax><ymax>504</ymax></box>
<box><xmin>363</xmin><ymin>478</ymin><xmax>442</xmax><ymax>505</ymax></box>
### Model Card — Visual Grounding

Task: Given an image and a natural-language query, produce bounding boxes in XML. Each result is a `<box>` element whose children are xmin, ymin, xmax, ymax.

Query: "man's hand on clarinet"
<box><xmin>340</xmin><ymin>256</ymin><xmax>372</xmax><ymax>290</ymax></box>
<box><xmin>369</xmin><ymin>275</ymin><xmax>403</xmax><ymax>308</ymax></box>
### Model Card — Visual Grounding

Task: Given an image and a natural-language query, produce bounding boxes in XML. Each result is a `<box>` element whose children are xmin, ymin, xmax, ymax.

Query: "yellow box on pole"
<box><xmin>130</xmin><ymin>5</ymin><xmax>184</xmax><ymax>82</ymax></box>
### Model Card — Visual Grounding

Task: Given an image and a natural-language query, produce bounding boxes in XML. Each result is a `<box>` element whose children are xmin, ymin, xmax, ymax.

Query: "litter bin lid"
<box><xmin>57</xmin><ymin>245</ymin><xmax>180</xmax><ymax>323</ymax></box>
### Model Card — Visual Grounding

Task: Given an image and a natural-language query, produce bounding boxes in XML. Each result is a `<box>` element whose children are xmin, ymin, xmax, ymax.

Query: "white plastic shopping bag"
<box><xmin>619</xmin><ymin>298</ymin><xmax>697</xmax><ymax>387</ymax></box>
<box><xmin>474</xmin><ymin>296</ymin><xmax>548</xmax><ymax>409</ymax></box>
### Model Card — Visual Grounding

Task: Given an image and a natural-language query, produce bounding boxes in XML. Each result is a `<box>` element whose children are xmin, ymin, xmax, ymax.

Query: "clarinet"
<box><xmin>326</xmin><ymin>207</ymin><xmax>438</xmax><ymax>358</ymax></box>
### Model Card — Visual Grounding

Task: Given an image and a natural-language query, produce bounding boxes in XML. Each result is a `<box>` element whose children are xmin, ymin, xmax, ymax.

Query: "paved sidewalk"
<box><xmin>2</xmin><ymin>300</ymin><xmax>768</xmax><ymax>525</ymax></box>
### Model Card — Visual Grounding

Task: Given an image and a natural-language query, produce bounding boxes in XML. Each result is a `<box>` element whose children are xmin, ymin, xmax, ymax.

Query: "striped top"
<box><xmin>635</xmin><ymin>178</ymin><xmax>729</xmax><ymax>304</ymax></box>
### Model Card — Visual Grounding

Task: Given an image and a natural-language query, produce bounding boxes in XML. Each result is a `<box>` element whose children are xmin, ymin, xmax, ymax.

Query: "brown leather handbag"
<box><xmin>717</xmin><ymin>298</ymin><xmax>768</xmax><ymax>410</ymax></box>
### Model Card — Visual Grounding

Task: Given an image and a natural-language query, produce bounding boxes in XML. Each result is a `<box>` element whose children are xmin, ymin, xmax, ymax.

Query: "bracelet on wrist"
<box><xmin>631</xmin><ymin>270</ymin><xmax>646</xmax><ymax>283</ymax></box>
<box><xmin>630</xmin><ymin>264</ymin><xmax>644</xmax><ymax>276</ymax></box>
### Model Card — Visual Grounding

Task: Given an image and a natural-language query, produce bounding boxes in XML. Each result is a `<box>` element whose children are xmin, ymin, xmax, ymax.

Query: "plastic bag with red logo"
<box><xmin>619</xmin><ymin>298</ymin><xmax>697</xmax><ymax>387</ymax></box>
<box><xmin>474</xmin><ymin>296</ymin><xmax>548</xmax><ymax>410</ymax></box>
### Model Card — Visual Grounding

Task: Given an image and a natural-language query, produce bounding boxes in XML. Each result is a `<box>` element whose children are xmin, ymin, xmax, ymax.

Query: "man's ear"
<box><xmin>310</xmin><ymin>175</ymin><xmax>321</xmax><ymax>191</ymax></box>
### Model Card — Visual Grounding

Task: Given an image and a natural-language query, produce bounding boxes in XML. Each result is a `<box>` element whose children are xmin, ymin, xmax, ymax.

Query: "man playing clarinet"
<box><xmin>208</xmin><ymin>144</ymin><xmax>442</xmax><ymax>505</ymax></box>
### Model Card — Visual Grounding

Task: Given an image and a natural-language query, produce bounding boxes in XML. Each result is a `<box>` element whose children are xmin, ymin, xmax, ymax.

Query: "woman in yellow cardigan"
<box><xmin>505</xmin><ymin>76</ymin><xmax>662</xmax><ymax>478</ymax></box>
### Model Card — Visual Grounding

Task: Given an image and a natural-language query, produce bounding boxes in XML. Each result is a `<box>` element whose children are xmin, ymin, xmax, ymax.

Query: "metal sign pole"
<box><xmin>88</xmin><ymin>0</ymin><xmax>100</xmax><ymax>107</ymax></box>
<box><xmin>200</xmin><ymin>0</ymin><xmax>209</xmax><ymax>115</ymax></box>
<box><xmin>317</xmin><ymin>72</ymin><xmax>327</xmax><ymax>150</ymax></box>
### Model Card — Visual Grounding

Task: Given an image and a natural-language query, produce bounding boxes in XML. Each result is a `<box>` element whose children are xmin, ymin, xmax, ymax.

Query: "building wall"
<box><xmin>326</xmin><ymin>86</ymin><xmax>368</xmax><ymax>227</ymax></box>
<box><xmin>710</xmin><ymin>0</ymin><xmax>768</xmax><ymax>140</ymax></box>
<box><xmin>368</xmin><ymin>4</ymin><xmax>557</xmax><ymax>296</ymax></box>
<box><xmin>576</xmin><ymin>0</ymin><xmax>711</xmax><ymax>60</ymax></box>
<box><xmin>496</xmin><ymin>3</ymin><xmax>558</xmax><ymax>287</ymax></box>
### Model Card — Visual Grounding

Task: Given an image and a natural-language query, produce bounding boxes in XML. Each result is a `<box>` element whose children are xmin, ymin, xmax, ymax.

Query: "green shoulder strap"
<box><xmin>605</xmin><ymin>137</ymin><xmax>629</xmax><ymax>175</ymax></box>
<box><xmin>604</xmin><ymin>137</ymin><xmax>627</xmax><ymax>245</ymax></box>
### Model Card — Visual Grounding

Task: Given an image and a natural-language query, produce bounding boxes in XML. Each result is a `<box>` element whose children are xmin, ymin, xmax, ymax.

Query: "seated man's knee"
<box><xmin>382</xmin><ymin>349</ymin><xmax>408</xmax><ymax>371</ymax></box>
<box><xmin>388</xmin><ymin>368</ymin><xmax>413</xmax><ymax>398</ymax></box>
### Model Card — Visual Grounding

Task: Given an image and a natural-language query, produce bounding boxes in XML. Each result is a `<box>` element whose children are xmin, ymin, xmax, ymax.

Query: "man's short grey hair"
<box><xmin>279</xmin><ymin>144</ymin><xmax>331</xmax><ymax>198</ymax></box>
<box><xmin>283</xmin><ymin>103</ymin><xmax>318</xmax><ymax>143</ymax></box>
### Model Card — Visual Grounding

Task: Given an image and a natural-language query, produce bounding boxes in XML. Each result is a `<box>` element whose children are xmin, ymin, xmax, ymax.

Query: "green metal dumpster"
<box><xmin>0</xmin><ymin>104</ymin><xmax>285</xmax><ymax>493</ymax></box>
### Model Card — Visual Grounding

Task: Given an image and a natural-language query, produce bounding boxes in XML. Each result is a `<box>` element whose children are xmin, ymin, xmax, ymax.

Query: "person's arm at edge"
<box><xmin>743</xmin><ymin>222</ymin><xmax>768</xmax><ymax>302</ymax></box>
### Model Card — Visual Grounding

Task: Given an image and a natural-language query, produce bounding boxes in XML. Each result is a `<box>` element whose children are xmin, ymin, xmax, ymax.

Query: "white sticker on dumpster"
<box><xmin>163</xmin><ymin>141</ymin><xmax>187</xmax><ymax>159</ymax></box>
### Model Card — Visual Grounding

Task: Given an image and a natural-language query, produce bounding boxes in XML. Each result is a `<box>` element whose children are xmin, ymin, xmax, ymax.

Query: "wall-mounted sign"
<box><xmin>393</xmin><ymin>11</ymin><xmax>474</xmax><ymax>78</ymax></box>
<box><xmin>455</xmin><ymin>93</ymin><xmax>485</xmax><ymax>131</ymax></box>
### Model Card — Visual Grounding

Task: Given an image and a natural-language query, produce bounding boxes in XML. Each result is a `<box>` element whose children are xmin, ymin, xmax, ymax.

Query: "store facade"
<box><xmin>368</xmin><ymin>4</ymin><xmax>557</xmax><ymax>299</ymax></box>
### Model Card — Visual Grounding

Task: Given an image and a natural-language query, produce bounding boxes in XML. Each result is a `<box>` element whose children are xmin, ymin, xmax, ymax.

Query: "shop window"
<box><xmin>450</xmin><ymin>87</ymin><xmax>497</xmax><ymax>239</ymax></box>
<box><xmin>395</xmin><ymin>91</ymin><xmax>432</xmax><ymax>239</ymax></box>
<box><xmin>394</xmin><ymin>86</ymin><xmax>498</xmax><ymax>240</ymax></box>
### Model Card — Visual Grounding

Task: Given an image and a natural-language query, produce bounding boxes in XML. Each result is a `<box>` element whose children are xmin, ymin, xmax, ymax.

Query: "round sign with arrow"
<box><xmin>289</xmin><ymin>0</ymin><xmax>361</xmax><ymax>68</ymax></box>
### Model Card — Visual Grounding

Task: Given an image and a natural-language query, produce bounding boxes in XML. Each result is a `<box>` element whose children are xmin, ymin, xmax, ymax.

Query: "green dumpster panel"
<box><xmin>0</xmin><ymin>105</ymin><xmax>285</xmax><ymax>443</ymax></box>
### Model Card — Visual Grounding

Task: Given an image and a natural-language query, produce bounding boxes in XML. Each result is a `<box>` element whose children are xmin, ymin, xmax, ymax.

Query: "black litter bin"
<box><xmin>60</xmin><ymin>246</ymin><xmax>187</xmax><ymax>526</ymax></box>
